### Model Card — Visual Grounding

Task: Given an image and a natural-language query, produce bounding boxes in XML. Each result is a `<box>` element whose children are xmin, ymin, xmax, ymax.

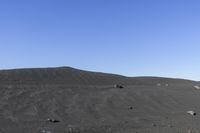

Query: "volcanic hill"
<box><xmin>0</xmin><ymin>67</ymin><xmax>199</xmax><ymax>133</ymax></box>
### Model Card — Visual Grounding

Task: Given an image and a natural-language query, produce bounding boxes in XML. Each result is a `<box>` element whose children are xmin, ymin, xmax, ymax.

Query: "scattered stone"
<box><xmin>152</xmin><ymin>123</ymin><xmax>157</xmax><ymax>127</ymax></box>
<box><xmin>129</xmin><ymin>106</ymin><xmax>134</xmax><ymax>110</ymax></box>
<box><xmin>187</xmin><ymin>111</ymin><xmax>196</xmax><ymax>116</ymax></box>
<box><xmin>157</xmin><ymin>83</ymin><xmax>161</xmax><ymax>86</ymax></box>
<box><xmin>165</xmin><ymin>84</ymin><xmax>169</xmax><ymax>87</ymax></box>
<box><xmin>47</xmin><ymin>118</ymin><xmax>60</xmax><ymax>123</ymax></box>
<box><xmin>114</xmin><ymin>84</ymin><xmax>124</xmax><ymax>89</ymax></box>
<box><xmin>193</xmin><ymin>85</ymin><xmax>200</xmax><ymax>90</ymax></box>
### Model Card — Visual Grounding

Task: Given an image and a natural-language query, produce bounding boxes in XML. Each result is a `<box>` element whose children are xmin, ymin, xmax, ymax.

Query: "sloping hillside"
<box><xmin>0</xmin><ymin>67</ymin><xmax>199</xmax><ymax>133</ymax></box>
<box><xmin>0</xmin><ymin>67</ymin><xmax>130</xmax><ymax>85</ymax></box>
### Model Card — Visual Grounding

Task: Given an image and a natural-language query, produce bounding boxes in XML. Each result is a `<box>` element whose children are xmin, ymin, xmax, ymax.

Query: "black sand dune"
<box><xmin>0</xmin><ymin>67</ymin><xmax>200</xmax><ymax>133</ymax></box>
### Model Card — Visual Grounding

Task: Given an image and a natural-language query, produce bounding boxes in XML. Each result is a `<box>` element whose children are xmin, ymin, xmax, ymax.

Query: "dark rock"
<box><xmin>47</xmin><ymin>118</ymin><xmax>60</xmax><ymax>123</ymax></box>
<box><xmin>129</xmin><ymin>106</ymin><xmax>134</xmax><ymax>110</ymax></box>
<box><xmin>114</xmin><ymin>84</ymin><xmax>124</xmax><ymax>88</ymax></box>
<box><xmin>152</xmin><ymin>123</ymin><xmax>157</xmax><ymax>127</ymax></box>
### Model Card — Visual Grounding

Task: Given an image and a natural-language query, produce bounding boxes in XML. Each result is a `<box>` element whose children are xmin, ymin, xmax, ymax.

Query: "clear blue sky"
<box><xmin>0</xmin><ymin>0</ymin><xmax>200</xmax><ymax>80</ymax></box>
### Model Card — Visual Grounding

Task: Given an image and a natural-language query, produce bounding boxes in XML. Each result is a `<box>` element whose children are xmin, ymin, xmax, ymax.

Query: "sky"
<box><xmin>0</xmin><ymin>0</ymin><xmax>200</xmax><ymax>80</ymax></box>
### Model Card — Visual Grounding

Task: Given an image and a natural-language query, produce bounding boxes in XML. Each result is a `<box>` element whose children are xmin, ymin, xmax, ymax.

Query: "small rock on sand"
<box><xmin>157</xmin><ymin>83</ymin><xmax>161</xmax><ymax>86</ymax></box>
<box><xmin>194</xmin><ymin>85</ymin><xmax>200</xmax><ymax>90</ymax></box>
<box><xmin>47</xmin><ymin>118</ymin><xmax>60</xmax><ymax>123</ymax></box>
<box><xmin>187</xmin><ymin>111</ymin><xmax>196</xmax><ymax>116</ymax></box>
<box><xmin>114</xmin><ymin>84</ymin><xmax>124</xmax><ymax>89</ymax></box>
